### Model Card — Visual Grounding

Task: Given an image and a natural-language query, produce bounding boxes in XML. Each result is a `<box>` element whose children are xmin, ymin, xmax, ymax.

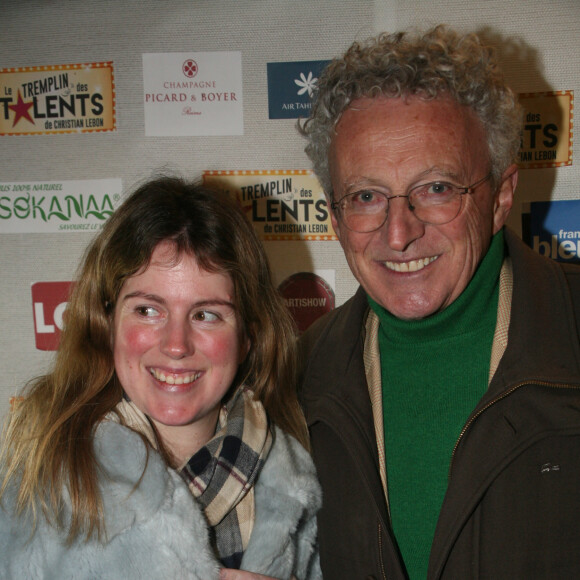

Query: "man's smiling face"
<box><xmin>328</xmin><ymin>95</ymin><xmax>515</xmax><ymax>320</ymax></box>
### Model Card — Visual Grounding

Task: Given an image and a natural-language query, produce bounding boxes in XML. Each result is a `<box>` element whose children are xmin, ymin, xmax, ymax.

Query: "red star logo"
<box><xmin>8</xmin><ymin>91</ymin><xmax>35</xmax><ymax>127</ymax></box>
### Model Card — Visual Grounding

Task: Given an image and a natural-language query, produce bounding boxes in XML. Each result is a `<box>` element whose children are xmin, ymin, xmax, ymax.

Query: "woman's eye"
<box><xmin>193</xmin><ymin>310</ymin><xmax>220</xmax><ymax>322</ymax></box>
<box><xmin>135</xmin><ymin>305</ymin><xmax>159</xmax><ymax>317</ymax></box>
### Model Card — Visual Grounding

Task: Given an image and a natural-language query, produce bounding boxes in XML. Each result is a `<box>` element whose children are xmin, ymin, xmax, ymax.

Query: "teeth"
<box><xmin>385</xmin><ymin>255</ymin><xmax>438</xmax><ymax>273</ymax></box>
<box><xmin>150</xmin><ymin>368</ymin><xmax>200</xmax><ymax>385</ymax></box>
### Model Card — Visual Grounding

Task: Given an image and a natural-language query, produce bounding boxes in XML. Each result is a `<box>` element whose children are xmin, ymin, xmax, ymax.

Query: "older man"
<box><xmin>296</xmin><ymin>26</ymin><xmax>580</xmax><ymax>580</ymax></box>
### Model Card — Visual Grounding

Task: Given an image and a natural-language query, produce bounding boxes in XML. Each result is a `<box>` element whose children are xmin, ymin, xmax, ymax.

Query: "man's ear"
<box><xmin>493</xmin><ymin>164</ymin><xmax>518</xmax><ymax>234</ymax></box>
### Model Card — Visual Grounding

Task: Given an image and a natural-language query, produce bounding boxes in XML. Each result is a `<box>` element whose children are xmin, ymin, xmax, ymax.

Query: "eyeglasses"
<box><xmin>330</xmin><ymin>172</ymin><xmax>493</xmax><ymax>233</ymax></box>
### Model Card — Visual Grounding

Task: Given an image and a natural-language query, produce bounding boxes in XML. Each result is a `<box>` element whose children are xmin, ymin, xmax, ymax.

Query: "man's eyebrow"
<box><xmin>415</xmin><ymin>167</ymin><xmax>462</xmax><ymax>181</ymax></box>
<box><xmin>343</xmin><ymin>168</ymin><xmax>462</xmax><ymax>191</ymax></box>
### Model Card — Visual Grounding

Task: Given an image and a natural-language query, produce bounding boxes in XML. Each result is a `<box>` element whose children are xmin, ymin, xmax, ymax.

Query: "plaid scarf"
<box><xmin>179</xmin><ymin>387</ymin><xmax>273</xmax><ymax>569</ymax></box>
<box><xmin>110</xmin><ymin>387</ymin><xmax>272</xmax><ymax>569</ymax></box>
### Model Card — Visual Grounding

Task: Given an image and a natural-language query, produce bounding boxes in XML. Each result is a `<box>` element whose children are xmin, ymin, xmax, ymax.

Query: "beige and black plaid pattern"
<box><xmin>180</xmin><ymin>388</ymin><xmax>272</xmax><ymax>568</ymax></box>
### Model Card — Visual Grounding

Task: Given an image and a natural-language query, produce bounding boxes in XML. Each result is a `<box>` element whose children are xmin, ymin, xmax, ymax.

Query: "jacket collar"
<box><xmin>488</xmin><ymin>228</ymin><xmax>580</xmax><ymax>393</ymax></box>
<box><xmin>299</xmin><ymin>286</ymin><xmax>391</xmax><ymax>527</ymax></box>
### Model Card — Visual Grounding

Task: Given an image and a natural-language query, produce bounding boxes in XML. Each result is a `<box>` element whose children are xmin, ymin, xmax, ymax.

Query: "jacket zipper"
<box><xmin>448</xmin><ymin>379</ymin><xmax>580</xmax><ymax>479</ymax></box>
<box><xmin>378</xmin><ymin>523</ymin><xmax>387</xmax><ymax>580</ymax></box>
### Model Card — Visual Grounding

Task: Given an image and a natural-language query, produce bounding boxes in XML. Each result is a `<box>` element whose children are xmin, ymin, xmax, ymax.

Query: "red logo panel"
<box><xmin>31</xmin><ymin>281</ymin><xmax>74</xmax><ymax>351</ymax></box>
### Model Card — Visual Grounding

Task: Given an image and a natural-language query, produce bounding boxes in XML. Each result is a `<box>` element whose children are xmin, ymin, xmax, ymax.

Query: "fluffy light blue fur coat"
<box><xmin>0</xmin><ymin>421</ymin><xmax>322</xmax><ymax>579</ymax></box>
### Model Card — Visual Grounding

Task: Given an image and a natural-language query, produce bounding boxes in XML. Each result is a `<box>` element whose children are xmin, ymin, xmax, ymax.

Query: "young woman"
<box><xmin>0</xmin><ymin>177</ymin><xmax>321</xmax><ymax>579</ymax></box>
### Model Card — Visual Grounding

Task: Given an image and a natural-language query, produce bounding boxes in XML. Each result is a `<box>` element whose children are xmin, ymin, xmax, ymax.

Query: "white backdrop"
<box><xmin>1</xmin><ymin>0</ymin><xmax>579</xmax><ymax>421</ymax></box>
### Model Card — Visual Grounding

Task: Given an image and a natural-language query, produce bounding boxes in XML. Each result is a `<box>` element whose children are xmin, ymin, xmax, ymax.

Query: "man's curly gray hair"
<box><xmin>298</xmin><ymin>25</ymin><xmax>523</xmax><ymax>197</ymax></box>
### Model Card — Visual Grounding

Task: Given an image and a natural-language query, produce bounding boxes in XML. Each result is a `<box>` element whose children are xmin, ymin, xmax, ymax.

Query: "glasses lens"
<box><xmin>410</xmin><ymin>184</ymin><xmax>462</xmax><ymax>225</ymax></box>
<box><xmin>341</xmin><ymin>191</ymin><xmax>388</xmax><ymax>232</ymax></box>
<box><xmin>344</xmin><ymin>211</ymin><xmax>388</xmax><ymax>232</ymax></box>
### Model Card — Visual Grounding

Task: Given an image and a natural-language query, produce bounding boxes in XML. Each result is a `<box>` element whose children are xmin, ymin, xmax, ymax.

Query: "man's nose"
<box><xmin>384</xmin><ymin>196</ymin><xmax>425</xmax><ymax>251</ymax></box>
<box><xmin>160</xmin><ymin>318</ymin><xmax>194</xmax><ymax>359</ymax></box>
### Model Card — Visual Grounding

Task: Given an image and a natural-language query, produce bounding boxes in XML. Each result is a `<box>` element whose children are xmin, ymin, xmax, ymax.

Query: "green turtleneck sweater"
<box><xmin>368</xmin><ymin>230</ymin><xmax>504</xmax><ymax>579</ymax></box>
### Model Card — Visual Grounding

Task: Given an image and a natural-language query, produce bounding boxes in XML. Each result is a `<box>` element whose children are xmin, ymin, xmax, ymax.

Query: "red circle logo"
<box><xmin>278</xmin><ymin>272</ymin><xmax>335</xmax><ymax>334</ymax></box>
<box><xmin>183</xmin><ymin>59</ymin><xmax>198</xmax><ymax>78</ymax></box>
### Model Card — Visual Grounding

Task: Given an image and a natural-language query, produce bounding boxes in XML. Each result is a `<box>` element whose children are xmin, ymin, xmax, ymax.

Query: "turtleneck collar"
<box><xmin>368</xmin><ymin>229</ymin><xmax>505</xmax><ymax>343</ymax></box>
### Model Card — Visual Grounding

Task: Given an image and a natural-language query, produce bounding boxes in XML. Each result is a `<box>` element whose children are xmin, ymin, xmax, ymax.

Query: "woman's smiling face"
<box><xmin>113</xmin><ymin>241</ymin><xmax>248</xmax><ymax>448</ymax></box>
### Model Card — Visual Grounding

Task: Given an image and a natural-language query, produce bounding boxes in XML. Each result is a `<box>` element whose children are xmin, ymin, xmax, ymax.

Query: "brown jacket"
<box><xmin>299</xmin><ymin>229</ymin><xmax>580</xmax><ymax>579</ymax></box>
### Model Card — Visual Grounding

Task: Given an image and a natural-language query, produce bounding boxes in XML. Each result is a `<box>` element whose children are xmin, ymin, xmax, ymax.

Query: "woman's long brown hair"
<box><xmin>0</xmin><ymin>176</ymin><xmax>308</xmax><ymax>542</ymax></box>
